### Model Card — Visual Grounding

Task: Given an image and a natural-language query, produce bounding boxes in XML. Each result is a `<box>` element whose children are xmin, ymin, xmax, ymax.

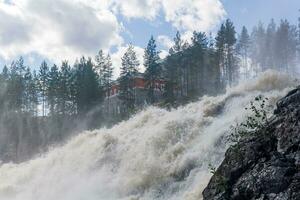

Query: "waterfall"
<box><xmin>0</xmin><ymin>70</ymin><xmax>297</xmax><ymax>200</ymax></box>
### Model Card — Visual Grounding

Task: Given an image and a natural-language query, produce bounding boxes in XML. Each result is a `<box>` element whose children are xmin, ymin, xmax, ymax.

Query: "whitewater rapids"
<box><xmin>0</xmin><ymin>71</ymin><xmax>298</xmax><ymax>200</ymax></box>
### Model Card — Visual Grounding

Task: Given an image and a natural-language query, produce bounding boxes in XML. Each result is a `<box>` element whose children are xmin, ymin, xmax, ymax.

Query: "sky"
<box><xmin>0</xmin><ymin>0</ymin><xmax>299</xmax><ymax>77</ymax></box>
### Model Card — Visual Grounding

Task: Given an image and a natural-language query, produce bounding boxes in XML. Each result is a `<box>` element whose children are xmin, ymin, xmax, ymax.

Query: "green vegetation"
<box><xmin>228</xmin><ymin>95</ymin><xmax>271</xmax><ymax>144</ymax></box>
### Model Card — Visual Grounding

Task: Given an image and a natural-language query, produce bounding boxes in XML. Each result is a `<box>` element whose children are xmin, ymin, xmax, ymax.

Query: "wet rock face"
<box><xmin>203</xmin><ymin>87</ymin><xmax>300</xmax><ymax>200</ymax></box>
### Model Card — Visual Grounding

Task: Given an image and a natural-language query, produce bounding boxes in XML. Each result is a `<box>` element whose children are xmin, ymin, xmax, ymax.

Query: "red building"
<box><xmin>106</xmin><ymin>73</ymin><xmax>165</xmax><ymax>98</ymax></box>
<box><xmin>103</xmin><ymin>73</ymin><xmax>165</xmax><ymax>115</ymax></box>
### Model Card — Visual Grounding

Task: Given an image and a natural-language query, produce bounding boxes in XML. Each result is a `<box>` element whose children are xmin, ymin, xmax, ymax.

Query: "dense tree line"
<box><xmin>163</xmin><ymin>18</ymin><xmax>300</xmax><ymax>106</ymax></box>
<box><xmin>237</xmin><ymin>19</ymin><xmax>299</xmax><ymax>76</ymax></box>
<box><xmin>1</xmin><ymin>17</ymin><xmax>299</xmax><ymax>162</ymax></box>
<box><xmin>163</xmin><ymin>31</ymin><xmax>221</xmax><ymax>106</ymax></box>
<box><xmin>0</xmin><ymin>56</ymin><xmax>109</xmax><ymax>162</ymax></box>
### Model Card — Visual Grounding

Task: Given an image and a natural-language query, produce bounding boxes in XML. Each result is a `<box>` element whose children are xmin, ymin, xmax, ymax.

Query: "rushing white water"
<box><xmin>0</xmin><ymin>70</ymin><xmax>297</xmax><ymax>200</ymax></box>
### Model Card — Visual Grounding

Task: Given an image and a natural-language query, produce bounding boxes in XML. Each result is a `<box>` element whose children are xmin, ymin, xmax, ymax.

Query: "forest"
<box><xmin>0</xmin><ymin>18</ymin><xmax>299</xmax><ymax>162</ymax></box>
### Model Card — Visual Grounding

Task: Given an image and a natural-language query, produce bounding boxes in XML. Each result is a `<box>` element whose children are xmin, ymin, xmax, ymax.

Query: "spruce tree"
<box><xmin>265</xmin><ymin>19</ymin><xmax>276</xmax><ymax>69</ymax></box>
<box><xmin>237</xmin><ymin>26</ymin><xmax>251</xmax><ymax>77</ymax></box>
<box><xmin>95</xmin><ymin>50</ymin><xmax>113</xmax><ymax>104</ymax></box>
<box><xmin>163</xmin><ymin>54</ymin><xmax>180</xmax><ymax>106</ymax></box>
<box><xmin>191</xmin><ymin>31</ymin><xmax>209</xmax><ymax>95</ymax></box>
<box><xmin>38</xmin><ymin>61</ymin><xmax>49</xmax><ymax>117</ymax></box>
<box><xmin>23</xmin><ymin>67</ymin><xmax>32</xmax><ymax>113</ymax></box>
<box><xmin>58</xmin><ymin>61</ymin><xmax>72</xmax><ymax>116</ymax></box>
<box><xmin>165</xmin><ymin>32</ymin><xmax>186</xmax><ymax>100</ymax></box>
<box><xmin>216</xmin><ymin>23</ymin><xmax>226</xmax><ymax>87</ymax></box>
<box><xmin>48</xmin><ymin>64</ymin><xmax>60</xmax><ymax>116</ymax></box>
<box><xmin>274</xmin><ymin>20</ymin><xmax>298</xmax><ymax>72</ymax></box>
<box><xmin>102</xmin><ymin>54</ymin><xmax>113</xmax><ymax>96</ymax></box>
<box><xmin>250</xmin><ymin>22</ymin><xmax>267</xmax><ymax>73</ymax></box>
<box><xmin>8</xmin><ymin>59</ymin><xmax>25</xmax><ymax>112</ymax></box>
<box><xmin>74</xmin><ymin>57</ymin><xmax>101</xmax><ymax>115</ymax></box>
<box><xmin>0</xmin><ymin>65</ymin><xmax>9</xmax><ymax>112</ymax></box>
<box><xmin>169</xmin><ymin>31</ymin><xmax>184</xmax><ymax>54</ymax></box>
<box><xmin>29</xmin><ymin>70</ymin><xmax>39</xmax><ymax>116</ymax></box>
<box><xmin>192</xmin><ymin>31</ymin><xmax>209</xmax><ymax>48</ymax></box>
<box><xmin>224</xmin><ymin>19</ymin><xmax>237</xmax><ymax>85</ymax></box>
<box><xmin>297</xmin><ymin>10</ymin><xmax>300</xmax><ymax>65</ymax></box>
<box><xmin>144</xmin><ymin>36</ymin><xmax>161</xmax><ymax>104</ymax></box>
<box><xmin>119</xmin><ymin>45</ymin><xmax>140</xmax><ymax>117</ymax></box>
<box><xmin>216</xmin><ymin>19</ymin><xmax>237</xmax><ymax>86</ymax></box>
<box><xmin>95</xmin><ymin>50</ymin><xmax>106</xmax><ymax>78</ymax></box>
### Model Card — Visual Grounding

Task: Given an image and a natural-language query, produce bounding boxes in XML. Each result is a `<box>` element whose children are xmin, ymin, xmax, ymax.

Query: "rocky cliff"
<box><xmin>203</xmin><ymin>87</ymin><xmax>300</xmax><ymax>200</ymax></box>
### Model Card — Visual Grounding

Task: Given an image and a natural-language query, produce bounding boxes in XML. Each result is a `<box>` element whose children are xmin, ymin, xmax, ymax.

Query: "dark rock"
<box><xmin>203</xmin><ymin>86</ymin><xmax>300</xmax><ymax>200</ymax></box>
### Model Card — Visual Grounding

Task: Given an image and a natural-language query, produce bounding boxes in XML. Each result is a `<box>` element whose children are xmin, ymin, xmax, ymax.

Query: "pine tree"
<box><xmin>163</xmin><ymin>54</ymin><xmax>181</xmax><ymax>106</ymax></box>
<box><xmin>95</xmin><ymin>50</ymin><xmax>113</xmax><ymax>116</ymax></box>
<box><xmin>69</xmin><ymin>63</ymin><xmax>79</xmax><ymax>115</ymax></box>
<box><xmin>119</xmin><ymin>45</ymin><xmax>140</xmax><ymax>117</ymax></box>
<box><xmin>74</xmin><ymin>57</ymin><xmax>102</xmax><ymax>115</ymax></box>
<box><xmin>297</xmin><ymin>10</ymin><xmax>300</xmax><ymax>66</ymax></box>
<box><xmin>23</xmin><ymin>67</ymin><xmax>32</xmax><ymax>113</ymax></box>
<box><xmin>144</xmin><ymin>36</ymin><xmax>161</xmax><ymax>103</ymax></box>
<box><xmin>192</xmin><ymin>31</ymin><xmax>208</xmax><ymax>48</ymax></box>
<box><xmin>0</xmin><ymin>65</ymin><xmax>9</xmax><ymax>112</ymax></box>
<box><xmin>169</xmin><ymin>31</ymin><xmax>184</xmax><ymax>54</ymax></box>
<box><xmin>29</xmin><ymin>70</ymin><xmax>39</xmax><ymax>116</ymax></box>
<box><xmin>168</xmin><ymin>32</ymin><xmax>187</xmax><ymax>99</ymax></box>
<box><xmin>190</xmin><ymin>31</ymin><xmax>209</xmax><ymax>97</ymax></box>
<box><xmin>274</xmin><ymin>19</ymin><xmax>298</xmax><ymax>72</ymax></box>
<box><xmin>38</xmin><ymin>61</ymin><xmax>49</xmax><ymax>117</ymax></box>
<box><xmin>58</xmin><ymin>61</ymin><xmax>72</xmax><ymax>116</ymax></box>
<box><xmin>216</xmin><ymin>23</ymin><xmax>226</xmax><ymax>87</ymax></box>
<box><xmin>19</xmin><ymin>57</ymin><xmax>26</xmax><ymax>73</ymax></box>
<box><xmin>250</xmin><ymin>22</ymin><xmax>267</xmax><ymax>73</ymax></box>
<box><xmin>102</xmin><ymin>54</ymin><xmax>113</xmax><ymax>96</ymax></box>
<box><xmin>1</xmin><ymin>65</ymin><xmax>9</xmax><ymax>80</ymax></box>
<box><xmin>216</xmin><ymin>19</ymin><xmax>237</xmax><ymax>86</ymax></box>
<box><xmin>265</xmin><ymin>19</ymin><xmax>277</xmax><ymax>70</ymax></box>
<box><xmin>23</xmin><ymin>68</ymin><xmax>38</xmax><ymax>115</ymax></box>
<box><xmin>163</xmin><ymin>31</ymin><xmax>220</xmax><ymax>105</ymax></box>
<box><xmin>95</xmin><ymin>50</ymin><xmax>106</xmax><ymax>78</ymax></box>
<box><xmin>8</xmin><ymin>59</ymin><xmax>25</xmax><ymax>112</ymax></box>
<box><xmin>237</xmin><ymin>26</ymin><xmax>251</xmax><ymax>77</ymax></box>
<box><xmin>225</xmin><ymin>19</ymin><xmax>237</xmax><ymax>85</ymax></box>
<box><xmin>95</xmin><ymin>50</ymin><xmax>113</xmax><ymax>100</ymax></box>
<box><xmin>48</xmin><ymin>64</ymin><xmax>60</xmax><ymax>116</ymax></box>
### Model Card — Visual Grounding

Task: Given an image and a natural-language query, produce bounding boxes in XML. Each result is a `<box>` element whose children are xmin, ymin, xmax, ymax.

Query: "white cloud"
<box><xmin>157</xmin><ymin>35</ymin><xmax>174</xmax><ymax>50</ymax></box>
<box><xmin>0</xmin><ymin>0</ymin><xmax>226</xmax><ymax>65</ymax></box>
<box><xmin>0</xmin><ymin>0</ymin><xmax>122</xmax><ymax>62</ymax></box>
<box><xmin>159</xmin><ymin>50</ymin><xmax>168</xmax><ymax>59</ymax></box>
<box><xmin>111</xmin><ymin>0</ymin><xmax>160</xmax><ymax>20</ymax></box>
<box><xmin>113</xmin><ymin>0</ymin><xmax>226</xmax><ymax>32</ymax></box>
<box><xmin>113</xmin><ymin>0</ymin><xmax>225</xmax><ymax>53</ymax></box>
<box><xmin>161</xmin><ymin>0</ymin><xmax>226</xmax><ymax>32</ymax></box>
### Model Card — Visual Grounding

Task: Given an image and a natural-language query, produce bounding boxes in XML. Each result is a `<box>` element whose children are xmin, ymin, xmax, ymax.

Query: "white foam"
<box><xmin>0</xmin><ymin>70</ymin><xmax>297</xmax><ymax>200</ymax></box>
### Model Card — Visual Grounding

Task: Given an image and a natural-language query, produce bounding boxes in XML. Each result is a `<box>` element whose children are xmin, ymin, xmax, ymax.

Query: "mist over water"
<box><xmin>0</xmin><ymin>70</ymin><xmax>297</xmax><ymax>200</ymax></box>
